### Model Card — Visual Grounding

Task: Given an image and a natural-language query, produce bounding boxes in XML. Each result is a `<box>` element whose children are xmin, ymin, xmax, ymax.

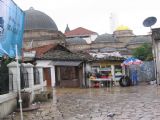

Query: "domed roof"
<box><xmin>128</xmin><ymin>35</ymin><xmax>152</xmax><ymax>45</ymax></box>
<box><xmin>116</xmin><ymin>25</ymin><xmax>130</xmax><ymax>31</ymax></box>
<box><xmin>24</xmin><ymin>7</ymin><xmax>58</xmax><ymax>31</ymax></box>
<box><xmin>93</xmin><ymin>33</ymin><xmax>116</xmax><ymax>43</ymax></box>
<box><xmin>99</xmin><ymin>47</ymin><xmax>117</xmax><ymax>52</ymax></box>
<box><xmin>66</xmin><ymin>37</ymin><xmax>87</xmax><ymax>44</ymax></box>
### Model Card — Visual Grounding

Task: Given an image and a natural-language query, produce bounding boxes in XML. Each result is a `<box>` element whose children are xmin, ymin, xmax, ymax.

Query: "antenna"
<box><xmin>143</xmin><ymin>16</ymin><xmax>157</xmax><ymax>28</ymax></box>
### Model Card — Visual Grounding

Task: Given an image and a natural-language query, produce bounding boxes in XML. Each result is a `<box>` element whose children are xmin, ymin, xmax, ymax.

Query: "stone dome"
<box><xmin>93</xmin><ymin>33</ymin><xmax>116</xmax><ymax>43</ymax></box>
<box><xmin>127</xmin><ymin>35</ymin><xmax>152</xmax><ymax>45</ymax></box>
<box><xmin>24</xmin><ymin>7</ymin><xmax>58</xmax><ymax>31</ymax></box>
<box><xmin>66</xmin><ymin>37</ymin><xmax>87</xmax><ymax>44</ymax></box>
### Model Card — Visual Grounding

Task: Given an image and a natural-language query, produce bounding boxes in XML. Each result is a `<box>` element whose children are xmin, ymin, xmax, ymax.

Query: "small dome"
<box><xmin>66</xmin><ymin>37</ymin><xmax>87</xmax><ymax>44</ymax></box>
<box><xmin>116</xmin><ymin>25</ymin><xmax>130</xmax><ymax>31</ymax></box>
<box><xmin>128</xmin><ymin>35</ymin><xmax>152</xmax><ymax>45</ymax></box>
<box><xmin>93</xmin><ymin>33</ymin><xmax>116</xmax><ymax>43</ymax></box>
<box><xmin>24</xmin><ymin>8</ymin><xmax>58</xmax><ymax>31</ymax></box>
<box><xmin>100</xmin><ymin>47</ymin><xmax>117</xmax><ymax>52</ymax></box>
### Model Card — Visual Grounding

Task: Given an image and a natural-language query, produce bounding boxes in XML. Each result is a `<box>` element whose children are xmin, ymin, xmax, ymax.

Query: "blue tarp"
<box><xmin>0</xmin><ymin>0</ymin><xmax>24</xmax><ymax>57</ymax></box>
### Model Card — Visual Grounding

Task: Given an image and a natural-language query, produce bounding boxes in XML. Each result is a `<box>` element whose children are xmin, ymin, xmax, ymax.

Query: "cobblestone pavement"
<box><xmin>4</xmin><ymin>85</ymin><xmax>160</xmax><ymax>120</ymax></box>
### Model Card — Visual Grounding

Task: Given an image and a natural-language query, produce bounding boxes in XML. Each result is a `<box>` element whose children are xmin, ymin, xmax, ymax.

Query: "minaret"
<box><xmin>65</xmin><ymin>24</ymin><xmax>70</xmax><ymax>33</ymax></box>
<box><xmin>109</xmin><ymin>12</ymin><xmax>118</xmax><ymax>34</ymax></box>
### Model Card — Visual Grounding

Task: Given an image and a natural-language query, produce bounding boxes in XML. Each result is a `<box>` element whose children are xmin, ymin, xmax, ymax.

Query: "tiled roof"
<box><xmin>37</xmin><ymin>50</ymin><xmax>88</xmax><ymax>61</ymax></box>
<box><xmin>65</xmin><ymin>27</ymin><xmax>97</xmax><ymax>37</ymax></box>
<box><xmin>24</xmin><ymin>44</ymin><xmax>90</xmax><ymax>61</ymax></box>
<box><xmin>24</xmin><ymin>44</ymin><xmax>58</xmax><ymax>57</ymax></box>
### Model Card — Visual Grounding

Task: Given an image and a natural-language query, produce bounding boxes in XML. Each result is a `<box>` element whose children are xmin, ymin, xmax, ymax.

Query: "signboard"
<box><xmin>0</xmin><ymin>0</ymin><xmax>24</xmax><ymax>57</ymax></box>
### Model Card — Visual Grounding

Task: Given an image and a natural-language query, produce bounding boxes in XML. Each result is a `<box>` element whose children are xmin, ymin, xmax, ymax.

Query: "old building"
<box><xmin>65</xmin><ymin>27</ymin><xmax>98</xmax><ymax>44</ymax></box>
<box><xmin>66</xmin><ymin>37</ymin><xmax>90</xmax><ymax>51</ymax></box>
<box><xmin>23</xmin><ymin>7</ymin><xmax>65</xmax><ymax>49</ymax></box>
<box><xmin>66</xmin><ymin>25</ymin><xmax>152</xmax><ymax>57</ymax></box>
<box><xmin>24</xmin><ymin>44</ymin><xmax>89</xmax><ymax>88</ymax></box>
<box><xmin>23</xmin><ymin>8</ymin><xmax>151</xmax><ymax>57</ymax></box>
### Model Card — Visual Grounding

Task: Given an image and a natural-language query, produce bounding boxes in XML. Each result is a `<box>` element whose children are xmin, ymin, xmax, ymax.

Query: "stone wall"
<box><xmin>23</xmin><ymin>30</ymin><xmax>65</xmax><ymax>49</ymax></box>
<box><xmin>129</xmin><ymin>61</ymin><xmax>155</xmax><ymax>82</ymax></box>
<box><xmin>0</xmin><ymin>62</ymin><xmax>44</xmax><ymax>118</ymax></box>
<box><xmin>0</xmin><ymin>93</ymin><xmax>17</xmax><ymax>119</ymax></box>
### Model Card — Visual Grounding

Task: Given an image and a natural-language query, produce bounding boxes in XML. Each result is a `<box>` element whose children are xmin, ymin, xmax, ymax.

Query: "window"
<box><xmin>20</xmin><ymin>66</ymin><xmax>29</xmax><ymax>89</ymax></box>
<box><xmin>34</xmin><ymin>67</ymin><xmax>40</xmax><ymax>85</ymax></box>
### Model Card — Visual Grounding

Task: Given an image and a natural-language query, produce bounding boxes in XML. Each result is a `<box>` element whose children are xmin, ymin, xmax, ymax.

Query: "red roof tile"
<box><xmin>65</xmin><ymin>27</ymin><xmax>97</xmax><ymax>37</ymax></box>
<box><xmin>23</xmin><ymin>44</ymin><xmax>57</xmax><ymax>57</ymax></box>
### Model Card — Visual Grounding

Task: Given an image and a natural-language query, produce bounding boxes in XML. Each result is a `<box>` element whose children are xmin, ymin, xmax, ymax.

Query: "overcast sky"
<box><xmin>14</xmin><ymin>0</ymin><xmax>160</xmax><ymax>35</ymax></box>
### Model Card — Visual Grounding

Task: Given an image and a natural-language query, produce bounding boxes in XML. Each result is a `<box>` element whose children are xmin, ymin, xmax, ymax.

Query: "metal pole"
<box><xmin>15</xmin><ymin>44</ymin><xmax>23</xmax><ymax>120</ymax></box>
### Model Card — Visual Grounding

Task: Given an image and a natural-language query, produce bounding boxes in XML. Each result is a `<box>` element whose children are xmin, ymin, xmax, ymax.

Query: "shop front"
<box><xmin>88</xmin><ymin>60</ymin><xmax>123</xmax><ymax>87</ymax></box>
<box><xmin>53</xmin><ymin>61</ymin><xmax>83</xmax><ymax>87</ymax></box>
<box><xmin>56</xmin><ymin>66</ymin><xmax>81</xmax><ymax>87</ymax></box>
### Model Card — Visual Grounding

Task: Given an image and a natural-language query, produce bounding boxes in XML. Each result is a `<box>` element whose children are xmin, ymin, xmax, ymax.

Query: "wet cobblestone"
<box><xmin>4</xmin><ymin>85</ymin><xmax>160</xmax><ymax>120</ymax></box>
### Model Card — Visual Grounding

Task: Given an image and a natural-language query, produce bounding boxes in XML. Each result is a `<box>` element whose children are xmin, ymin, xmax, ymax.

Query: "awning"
<box><xmin>51</xmin><ymin>61</ymin><xmax>82</xmax><ymax>66</ymax></box>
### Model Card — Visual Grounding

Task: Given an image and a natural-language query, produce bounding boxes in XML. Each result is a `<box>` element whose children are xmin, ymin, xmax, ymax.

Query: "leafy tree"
<box><xmin>132</xmin><ymin>43</ymin><xmax>153</xmax><ymax>61</ymax></box>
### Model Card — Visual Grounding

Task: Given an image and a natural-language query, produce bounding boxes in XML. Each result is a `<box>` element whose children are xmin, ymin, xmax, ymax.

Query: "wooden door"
<box><xmin>43</xmin><ymin>68</ymin><xmax>51</xmax><ymax>87</ymax></box>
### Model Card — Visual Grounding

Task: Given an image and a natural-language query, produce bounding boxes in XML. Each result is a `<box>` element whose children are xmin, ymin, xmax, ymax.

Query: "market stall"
<box><xmin>88</xmin><ymin>61</ymin><xmax>124</xmax><ymax>88</ymax></box>
<box><xmin>89</xmin><ymin>66</ymin><xmax>113</xmax><ymax>87</ymax></box>
<box><xmin>120</xmin><ymin>57</ymin><xmax>143</xmax><ymax>86</ymax></box>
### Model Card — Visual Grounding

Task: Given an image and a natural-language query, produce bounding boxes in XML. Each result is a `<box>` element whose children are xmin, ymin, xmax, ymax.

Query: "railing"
<box><xmin>20</xmin><ymin>66</ymin><xmax>29</xmax><ymax>89</ymax></box>
<box><xmin>34</xmin><ymin>67</ymin><xmax>40</xmax><ymax>85</ymax></box>
<box><xmin>9</xmin><ymin>73</ymin><xmax>13</xmax><ymax>91</ymax></box>
<box><xmin>0</xmin><ymin>73</ymin><xmax>13</xmax><ymax>95</ymax></box>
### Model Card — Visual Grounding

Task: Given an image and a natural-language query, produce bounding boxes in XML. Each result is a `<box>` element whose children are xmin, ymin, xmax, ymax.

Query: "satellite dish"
<box><xmin>143</xmin><ymin>16</ymin><xmax>157</xmax><ymax>27</ymax></box>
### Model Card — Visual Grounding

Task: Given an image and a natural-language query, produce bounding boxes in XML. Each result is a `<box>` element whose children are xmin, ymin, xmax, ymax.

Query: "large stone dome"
<box><xmin>24</xmin><ymin>7</ymin><xmax>58</xmax><ymax>31</ymax></box>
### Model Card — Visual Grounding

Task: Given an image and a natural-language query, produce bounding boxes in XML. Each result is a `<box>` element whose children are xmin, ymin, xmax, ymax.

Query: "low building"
<box><xmin>24</xmin><ymin>44</ymin><xmax>89</xmax><ymax>88</ymax></box>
